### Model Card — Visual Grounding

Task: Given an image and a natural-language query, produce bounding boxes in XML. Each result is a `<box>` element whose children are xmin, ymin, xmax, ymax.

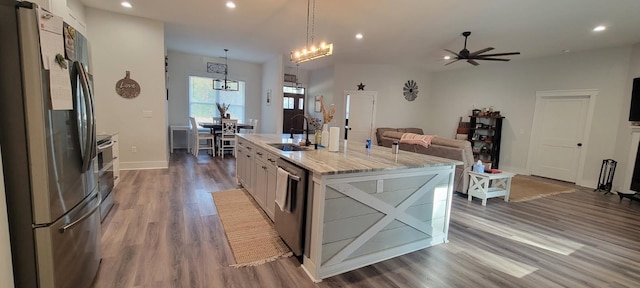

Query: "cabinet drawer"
<box><xmin>265</xmin><ymin>153</ymin><xmax>278</xmax><ymax>167</ymax></box>
<box><xmin>255</xmin><ymin>147</ymin><xmax>268</xmax><ymax>161</ymax></box>
<box><xmin>243</xmin><ymin>142</ymin><xmax>255</xmax><ymax>156</ymax></box>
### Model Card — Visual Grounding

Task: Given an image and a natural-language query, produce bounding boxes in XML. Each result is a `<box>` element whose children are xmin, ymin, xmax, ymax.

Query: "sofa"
<box><xmin>375</xmin><ymin>127</ymin><xmax>474</xmax><ymax>193</ymax></box>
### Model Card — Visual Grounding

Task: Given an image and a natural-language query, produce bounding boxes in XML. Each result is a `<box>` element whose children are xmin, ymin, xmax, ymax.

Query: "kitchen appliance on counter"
<box><xmin>97</xmin><ymin>135</ymin><xmax>115</xmax><ymax>221</ymax></box>
<box><xmin>274</xmin><ymin>159</ymin><xmax>309</xmax><ymax>256</ymax></box>
<box><xmin>0</xmin><ymin>1</ymin><xmax>101</xmax><ymax>287</ymax></box>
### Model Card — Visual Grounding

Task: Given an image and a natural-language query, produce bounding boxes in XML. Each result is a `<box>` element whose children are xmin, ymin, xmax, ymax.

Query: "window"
<box><xmin>283</xmin><ymin>96</ymin><xmax>294</xmax><ymax>109</ymax></box>
<box><xmin>189</xmin><ymin>76</ymin><xmax>245</xmax><ymax>123</ymax></box>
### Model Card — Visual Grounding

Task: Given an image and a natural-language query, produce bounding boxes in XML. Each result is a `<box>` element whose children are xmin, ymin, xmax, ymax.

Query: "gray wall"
<box><xmin>428</xmin><ymin>45</ymin><xmax>633</xmax><ymax>188</ymax></box>
<box><xmin>167</xmin><ymin>50</ymin><xmax>263</xmax><ymax>148</ymax></box>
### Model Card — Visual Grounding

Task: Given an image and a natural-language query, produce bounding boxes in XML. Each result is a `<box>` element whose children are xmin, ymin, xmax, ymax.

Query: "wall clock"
<box><xmin>403</xmin><ymin>80</ymin><xmax>418</xmax><ymax>101</ymax></box>
<box><xmin>207</xmin><ymin>62</ymin><xmax>226</xmax><ymax>74</ymax></box>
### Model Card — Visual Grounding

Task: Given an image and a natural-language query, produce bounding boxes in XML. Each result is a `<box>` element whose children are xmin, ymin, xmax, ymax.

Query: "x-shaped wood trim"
<box><xmin>323</xmin><ymin>173</ymin><xmax>446</xmax><ymax>266</ymax></box>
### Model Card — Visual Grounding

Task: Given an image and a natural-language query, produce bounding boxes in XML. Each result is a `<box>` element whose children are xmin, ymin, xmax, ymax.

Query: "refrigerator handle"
<box><xmin>59</xmin><ymin>192</ymin><xmax>101</xmax><ymax>233</ymax></box>
<box><xmin>75</xmin><ymin>61</ymin><xmax>95</xmax><ymax>171</ymax></box>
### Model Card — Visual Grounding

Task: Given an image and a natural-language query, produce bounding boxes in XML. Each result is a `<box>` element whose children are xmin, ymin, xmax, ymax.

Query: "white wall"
<box><xmin>613</xmin><ymin>43</ymin><xmax>640</xmax><ymax>190</ymax></box>
<box><xmin>429</xmin><ymin>46</ymin><xmax>633</xmax><ymax>188</ymax></box>
<box><xmin>308</xmin><ymin>66</ymin><xmax>335</xmax><ymax>121</ymax></box>
<box><xmin>0</xmin><ymin>149</ymin><xmax>15</xmax><ymax>287</ymax></box>
<box><xmin>38</xmin><ymin>0</ymin><xmax>87</xmax><ymax>35</ymax></box>
<box><xmin>328</xmin><ymin>64</ymin><xmax>432</xmax><ymax>139</ymax></box>
<box><xmin>86</xmin><ymin>8</ymin><xmax>168</xmax><ymax>170</ymax></box>
<box><xmin>261</xmin><ymin>55</ymin><xmax>284</xmax><ymax>133</ymax></box>
<box><xmin>167</xmin><ymin>50</ymin><xmax>263</xmax><ymax>148</ymax></box>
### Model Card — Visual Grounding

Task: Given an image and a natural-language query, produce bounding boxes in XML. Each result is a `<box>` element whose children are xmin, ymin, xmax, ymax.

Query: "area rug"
<box><xmin>211</xmin><ymin>189</ymin><xmax>292</xmax><ymax>267</ymax></box>
<box><xmin>509</xmin><ymin>176</ymin><xmax>575</xmax><ymax>202</ymax></box>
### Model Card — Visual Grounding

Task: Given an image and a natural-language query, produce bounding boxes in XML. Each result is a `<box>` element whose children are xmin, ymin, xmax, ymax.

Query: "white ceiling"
<box><xmin>81</xmin><ymin>0</ymin><xmax>640</xmax><ymax>71</ymax></box>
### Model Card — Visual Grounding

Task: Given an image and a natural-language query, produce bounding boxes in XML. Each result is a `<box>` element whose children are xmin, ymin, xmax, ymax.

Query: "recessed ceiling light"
<box><xmin>444</xmin><ymin>55</ymin><xmax>451</xmax><ymax>60</ymax></box>
<box><xmin>593</xmin><ymin>25</ymin><xmax>606</xmax><ymax>32</ymax></box>
<box><xmin>355</xmin><ymin>33</ymin><xmax>363</xmax><ymax>39</ymax></box>
<box><xmin>121</xmin><ymin>2</ymin><xmax>132</xmax><ymax>8</ymax></box>
<box><xmin>226</xmin><ymin>1</ymin><xmax>236</xmax><ymax>9</ymax></box>
<box><xmin>563</xmin><ymin>49</ymin><xmax>571</xmax><ymax>53</ymax></box>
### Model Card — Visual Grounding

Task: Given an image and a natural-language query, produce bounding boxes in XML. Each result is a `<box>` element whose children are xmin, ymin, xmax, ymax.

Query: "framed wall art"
<box><xmin>207</xmin><ymin>62</ymin><xmax>226</xmax><ymax>74</ymax></box>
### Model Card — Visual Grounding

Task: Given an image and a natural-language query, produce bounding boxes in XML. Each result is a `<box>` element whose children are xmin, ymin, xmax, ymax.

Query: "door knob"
<box><xmin>577</xmin><ymin>143</ymin><xmax>582</xmax><ymax>147</ymax></box>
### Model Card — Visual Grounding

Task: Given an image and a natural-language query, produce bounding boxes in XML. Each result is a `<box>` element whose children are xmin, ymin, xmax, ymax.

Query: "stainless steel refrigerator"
<box><xmin>0</xmin><ymin>1</ymin><xmax>101</xmax><ymax>287</ymax></box>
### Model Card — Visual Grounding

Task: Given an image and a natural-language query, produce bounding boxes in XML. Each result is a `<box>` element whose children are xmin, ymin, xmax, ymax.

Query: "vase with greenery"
<box><xmin>216</xmin><ymin>102</ymin><xmax>230</xmax><ymax>118</ymax></box>
<box><xmin>318</xmin><ymin>96</ymin><xmax>335</xmax><ymax>147</ymax></box>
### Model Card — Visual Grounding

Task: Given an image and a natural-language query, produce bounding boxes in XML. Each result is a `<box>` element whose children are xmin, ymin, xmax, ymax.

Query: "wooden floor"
<box><xmin>92</xmin><ymin>151</ymin><xmax>640</xmax><ymax>288</ymax></box>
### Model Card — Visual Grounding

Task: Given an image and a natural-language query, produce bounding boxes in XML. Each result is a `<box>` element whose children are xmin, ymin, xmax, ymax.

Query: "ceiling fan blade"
<box><xmin>475</xmin><ymin>52</ymin><xmax>521</xmax><ymax>57</ymax></box>
<box><xmin>444</xmin><ymin>59</ymin><xmax>460</xmax><ymax>66</ymax></box>
<box><xmin>444</xmin><ymin>49</ymin><xmax>461</xmax><ymax>57</ymax></box>
<box><xmin>467</xmin><ymin>59</ymin><xmax>480</xmax><ymax>66</ymax></box>
<box><xmin>469</xmin><ymin>47</ymin><xmax>494</xmax><ymax>57</ymax></box>
<box><xmin>474</xmin><ymin>57</ymin><xmax>511</xmax><ymax>61</ymax></box>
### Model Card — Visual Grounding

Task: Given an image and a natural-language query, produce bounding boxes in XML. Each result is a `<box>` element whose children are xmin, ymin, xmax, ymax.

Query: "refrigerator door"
<box><xmin>34</xmin><ymin>191</ymin><xmax>101</xmax><ymax>288</ymax></box>
<box><xmin>17</xmin><ymin>5</ymin><xmax>98</xmax><ymax>225</ymax></box>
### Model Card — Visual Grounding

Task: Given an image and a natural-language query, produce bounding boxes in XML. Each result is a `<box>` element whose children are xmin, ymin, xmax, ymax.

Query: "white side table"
<box><xmin>467</xmin><ymin>171</ymin><xmax>516</xmax><ymax>206</ymax></box>
<box><xmin>170</xmin><ymin>125</ymin><xmax>190</xmax><ymax>153</ymax></box>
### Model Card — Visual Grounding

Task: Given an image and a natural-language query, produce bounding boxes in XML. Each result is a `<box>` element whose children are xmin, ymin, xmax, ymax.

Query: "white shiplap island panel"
<box><xmin>236</xmin><ymin>134</ymin><xmax>461</xmax><ymax>282</ymax></box>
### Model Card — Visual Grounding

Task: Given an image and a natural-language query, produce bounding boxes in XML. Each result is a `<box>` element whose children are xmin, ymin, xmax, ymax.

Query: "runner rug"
<box><xmin>211</xmin><ymin>189</ymin><xmax>292</xmax><ymax>267</ymax></box>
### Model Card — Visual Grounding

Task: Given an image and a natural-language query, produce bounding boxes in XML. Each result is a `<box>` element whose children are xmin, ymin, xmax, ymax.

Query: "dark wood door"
<box><xmin>282</xmin><ymin>93</ymin><xmax>305</xmax><ymax>134</ymax></box>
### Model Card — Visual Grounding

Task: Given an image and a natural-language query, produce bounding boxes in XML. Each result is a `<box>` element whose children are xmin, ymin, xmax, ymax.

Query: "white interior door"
<box><xmin>530</xmin><ymin>93</ymin><xmax>591</xmax><ymax>182</ymax></box>
<box><xmin>344</xmin><ymin>91</ymin><xmax>376</xmax><ymax>144</ymax></box>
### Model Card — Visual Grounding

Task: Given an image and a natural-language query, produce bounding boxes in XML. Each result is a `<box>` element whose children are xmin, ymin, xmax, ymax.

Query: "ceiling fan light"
<box><xmin>444</xmin><ymin>55</ymin><xmax>451</xmax><ymax>60</ymax></box>
<box><xmin>593</xmin><ymin>25</ymin><xmax>606</xmax><ymax>32</ymax></box>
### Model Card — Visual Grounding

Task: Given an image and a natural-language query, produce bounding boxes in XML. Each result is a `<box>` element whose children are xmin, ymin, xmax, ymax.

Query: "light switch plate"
<box><xmin>143</xmin><ymin>110</ymin><xmax>152</xmax><ymax>118</ymax></box>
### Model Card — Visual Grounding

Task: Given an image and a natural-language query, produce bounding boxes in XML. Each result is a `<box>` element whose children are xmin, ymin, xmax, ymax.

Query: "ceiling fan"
<box><xmin>444</xmin><ymin>31</ymin><xmax>520</xmax><ymax>66</ymax></box>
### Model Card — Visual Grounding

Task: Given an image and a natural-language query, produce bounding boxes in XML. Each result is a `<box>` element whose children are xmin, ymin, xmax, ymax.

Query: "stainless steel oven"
<box><xmin>97</xmin><ymin>135</ymin><xmax>115</xmax><ymax>221</ymax></box>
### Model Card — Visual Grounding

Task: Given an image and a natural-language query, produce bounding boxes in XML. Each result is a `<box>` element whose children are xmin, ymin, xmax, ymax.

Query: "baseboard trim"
<box><xmin>120</xmin><ymin>161</ymin><xmax>168</xmax><ymax>170</ymax></box>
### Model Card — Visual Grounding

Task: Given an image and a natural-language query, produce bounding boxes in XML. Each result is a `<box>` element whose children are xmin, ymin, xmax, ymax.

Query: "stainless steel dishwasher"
<box><xmin>274</xmin><ymin>158</ymin><xmax>308</xmax><ymax>256</ymax></box>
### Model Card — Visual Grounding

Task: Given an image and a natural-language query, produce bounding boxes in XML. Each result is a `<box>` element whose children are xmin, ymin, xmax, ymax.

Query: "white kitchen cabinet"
<box><xmin>255</xmin><ymin>147</ymin><xmax>278</xmax><ymax>220</ymax></box>
<box><xmin>253</xmin><ymin>157</ymin><xmax>267</xmax><ymax>208</ymax></box>
<box><xmin>236</xmin><ymin>146</ymin><xmax>246</xmax><ymax>184</ymax></box>
<box><xmin>236</xmin><ymin>139</ymin><xmax>254</xmax><ymax>195</ymax></box>
<box><xmin>264</xmin><ymin>154</ymin><xmax>278</xmax><ymax>219</ymax></box>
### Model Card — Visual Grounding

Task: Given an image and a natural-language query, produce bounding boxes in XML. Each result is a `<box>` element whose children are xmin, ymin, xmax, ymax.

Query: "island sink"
<box><xmin>267</xmin><ymin>143</ymin><xmax>311</xmax><ymax>151</ymax></box>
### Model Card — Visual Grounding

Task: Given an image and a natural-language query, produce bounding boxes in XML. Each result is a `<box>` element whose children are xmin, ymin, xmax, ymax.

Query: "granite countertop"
<box><xmin>237</xmin><ymin>134</ymin><xmax>462</xmax><ymax>175</ymax></box>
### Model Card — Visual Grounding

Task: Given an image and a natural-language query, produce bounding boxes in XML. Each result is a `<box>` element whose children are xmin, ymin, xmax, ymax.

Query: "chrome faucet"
<box><xmin>289</xmin><ymin>114</ymin><xmax>310</xmax><ymax>146</ymax></box>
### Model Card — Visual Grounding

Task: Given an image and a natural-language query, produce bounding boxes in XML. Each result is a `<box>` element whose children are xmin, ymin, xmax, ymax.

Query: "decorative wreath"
<box><xmin>403</xmin><ymin>80</ymin><xmax>418</xmax><ymax>101</ymax></box>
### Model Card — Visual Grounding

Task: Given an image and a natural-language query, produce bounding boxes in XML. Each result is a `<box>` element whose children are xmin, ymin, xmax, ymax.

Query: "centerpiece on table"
<box><xmin>318</xmin><ymin>96</ymin><xmax>335</xmax><ymax>147</ymax></box>
<box><xmin>216</xmin><ymin>102</ymin><xmax>230</xmax><ymax>119</ymax></box>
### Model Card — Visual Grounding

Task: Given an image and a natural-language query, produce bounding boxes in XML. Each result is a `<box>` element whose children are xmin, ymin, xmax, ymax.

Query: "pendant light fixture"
<box><xmin>290</xmin><ymin>0</ymin><xmax>333</xmax><ymax>64</ymax></box>
<box><xmin>213</xmin><ymin>49</ymin><xmax>239</xmax><ymax>91</ymax></box>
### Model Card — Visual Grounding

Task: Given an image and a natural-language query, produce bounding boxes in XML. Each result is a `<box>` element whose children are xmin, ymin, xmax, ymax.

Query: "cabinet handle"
<box><xmin>246</xmin><ymin>155</ymin><xmax>250</xmax><ymax>158</ymax></box>
<box><xmin>256</xmin><ymin>152</ymin><xmax>263</xmax><ymax>156</ymax></box>
<box><xmin>262</xmin><ymin>166</ymin><xmax>267</xmax><ymax>169</ymax></box>
<box><xmin>268</xmin><ymin>159</ymin><xmax>275</xmax><ymax>163</ymax></box>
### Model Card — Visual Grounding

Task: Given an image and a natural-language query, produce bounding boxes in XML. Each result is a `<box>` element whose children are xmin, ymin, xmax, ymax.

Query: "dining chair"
<box><xmin>250</xmin><ymin>119</ymin><xmax>259</xmax><ymax>134</ymax></box>
<box><xmin>217</xmin><ymin>119</ymin><xmax>238</xmax><ymax>158</ymax></box>
<box><xmin>189</xmin><ymin>117</ymin><xmax>215</xmax><ymax>157</ymax></box>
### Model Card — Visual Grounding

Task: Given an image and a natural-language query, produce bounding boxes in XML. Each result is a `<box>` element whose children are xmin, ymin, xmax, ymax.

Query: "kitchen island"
<box><xmin>235</xmin><ymin>134</ymin><xmax>462</xmax><ymax>282</ymax></box>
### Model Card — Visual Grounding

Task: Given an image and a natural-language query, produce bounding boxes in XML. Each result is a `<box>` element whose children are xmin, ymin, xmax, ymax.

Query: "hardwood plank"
<box><xmin>92</xmin><ymin>150</ymin><xmax>640</xmax><ymax>288</ymax></box>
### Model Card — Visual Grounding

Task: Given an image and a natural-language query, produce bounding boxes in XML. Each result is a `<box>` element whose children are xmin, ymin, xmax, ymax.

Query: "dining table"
<box><xmin>198</xmin><ymin>122</ymin><xmax>254</xmax><ymax>157</ymax></box>
<box><xmin>198</xmin><ymin>122</ymin><xmax>253</xmax><ymax>134</ymax></box>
